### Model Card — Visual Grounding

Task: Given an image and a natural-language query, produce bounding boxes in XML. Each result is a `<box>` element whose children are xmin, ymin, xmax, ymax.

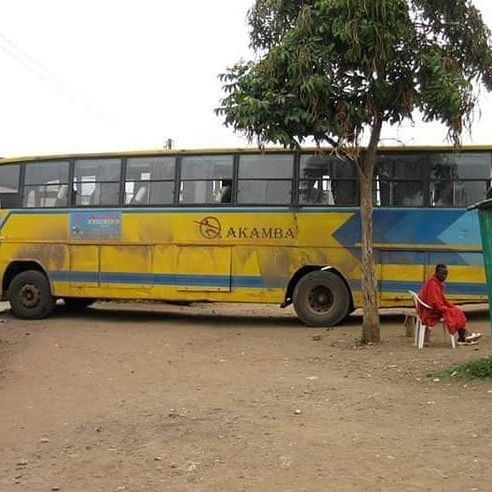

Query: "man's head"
<box><xmin>435</xmin><ymin>264</ymin><xmax>448</xmax><ymax>282</ymax></box>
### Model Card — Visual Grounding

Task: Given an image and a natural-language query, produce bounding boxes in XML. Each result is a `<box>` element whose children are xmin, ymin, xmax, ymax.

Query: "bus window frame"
<box><xmin>123</xmin><ymin>155</ymin><xmax>177</xmax><ymax>206</ymax></box>
<box><xmin>23</xmin><ymin>159</ymin><xmax>71</xmax><ymax>208</ymax></box>
<box><xmin>296</xmin><ymin>153</ymin><xmax>358</xmax><ymax>208</ymax></box>
<box><xmin>72</xmin><ymin>157</ymin><xmax>123</xmax><ymax>208</ymax></box>
<box><xmin>0</xmin><ymin>163</ymin><xmax>22</xmax><ymax>209</ymax></box>
<box><xmin>237</xmin><ymin>152</ymin><xmax>295</xmax><ymax>206</ymax></box>
<box><xmin>177</xmin><ymin>153</ymin><xmax>235</xmax><ymax>206</ymax></box>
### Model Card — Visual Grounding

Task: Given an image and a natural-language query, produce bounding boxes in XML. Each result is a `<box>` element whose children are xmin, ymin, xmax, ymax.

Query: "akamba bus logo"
<box><xmin>194</xmin><ymin>216</ymin><xmax>222</xmax><ymax>239</ymax></box>
<box><xmin>195</xmin><ymin>216</ymin><xmax>296</xmax><ymax>240</ymax></box>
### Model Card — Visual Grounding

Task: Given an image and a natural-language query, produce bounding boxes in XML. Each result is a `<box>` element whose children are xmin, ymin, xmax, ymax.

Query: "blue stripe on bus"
<box><xmin>50</xmin><ymin>270</ymin><xmax>487</xmax><ymax>295</ymax></box>
<box><xmin>50</xmin><ymin>271</ymin><xmax>99</xmax><ymax>283</ymax></box>
<box><xmin>380</xmin><ymin>280</ymin><xmax>487</xmax><ymax>296</ymax></box>
<box><xmin>50</xmin><ymin>271</ymin><xmax>282</xmax><ymax>289</ymax></box>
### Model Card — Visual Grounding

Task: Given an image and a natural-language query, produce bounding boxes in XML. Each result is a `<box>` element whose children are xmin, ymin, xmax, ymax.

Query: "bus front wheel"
<box><xmin>293</xmin><ymin>270</ymin><xmax>350</xmax><ymax>327</ymax></box>
<box><xmin>64</xmin><ymin>297</ymin><xmax>95</xmax><ymax>310</ymax></box>
<box><xmin>8</xmin><ymin>270</ymin><xmax>56</xmax><ymax>319</ymax></box>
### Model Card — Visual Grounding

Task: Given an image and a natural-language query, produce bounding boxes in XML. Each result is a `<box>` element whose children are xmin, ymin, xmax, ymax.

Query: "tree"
<box><xmin>216</xmin><ymin>0</ymin><xmax>492</xmax><ymax>343</ymax></box>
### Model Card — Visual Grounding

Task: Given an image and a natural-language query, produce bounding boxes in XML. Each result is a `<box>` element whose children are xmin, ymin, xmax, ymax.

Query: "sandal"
<box><xmin>457</xmin><ymin>340</ymin><xmax>478</xmax><ymax>346</ymax></box>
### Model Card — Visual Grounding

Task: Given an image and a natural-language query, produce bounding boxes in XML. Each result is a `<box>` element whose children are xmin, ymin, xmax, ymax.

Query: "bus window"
<box><xmin>179</xmin><ymin>155</ymin><xmax>233</xmax><ymax>204</ymax></box>
<box><xmin>0</xmin><ymin>164</ymin><xmax>21</xmax><ymax>208</ymax></box>
<box><xmin>125</xmin><ymin>157</ymin><xmax>175</xmax><ymax>205</ymax></box>
<box><xmin>0</xmin><ymin>164</ymin><xmax>20</xmax><ymax>193</ymax></box>
<box><xmin>23</xmin><ymin>161</ymin><xmax>70</xmax><ymax>208</ymax></box>
<box><xmin>431</xmin><ymin>180</ymin><xmax>488</xmax><ymax>207</ymax></box>
<box><xmin>74</xmin><ymin>159</ymin><xmax>121</xmax><ymax>206</ymax></box>
<box><xmin>375</xmin><ymin>154</ymin><xmax>426</xmax><ymax>207</ymax></box>
<box><xmin>299</xmin><ymin>154</ymin><xmax>356</xmax><ymax>205</ymax></box>
<box><xmin>237</xmin><ymin>154</ymin><xmax>293</xmax><ymax>204</ymax></box>
<box><xmin>431</xmin><ymin>152</ymin><xmax>491</xmax><ymax>207</ymax></box>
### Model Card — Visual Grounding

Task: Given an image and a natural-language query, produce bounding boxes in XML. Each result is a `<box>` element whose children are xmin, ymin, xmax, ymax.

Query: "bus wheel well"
<box><xmin>3</xmin><ymin>261</ymin><xmax>49</xmax><ymax>295</ymax></box>
<box><xmin>282</xmin><ymin>266</ymin><xmax>354</xmax><ymax>311</ymax></box>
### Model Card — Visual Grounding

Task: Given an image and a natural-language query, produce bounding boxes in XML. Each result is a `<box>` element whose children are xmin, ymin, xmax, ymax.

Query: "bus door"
<box><xmin>176</xmin><ymin>246</ymin><xmax>231</xmax><ymax>292</ymax></box>
<box><xmin>379</xmin><ymin>250</ymin><xmax>426</xmax><ymax>304</ymax></box>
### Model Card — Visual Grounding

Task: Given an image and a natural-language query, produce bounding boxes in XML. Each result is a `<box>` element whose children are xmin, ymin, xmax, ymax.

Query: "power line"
<box><xmin>0</xmin><ymin>32</ymin><xmax>119</xmax><ymax>125</ymax></box>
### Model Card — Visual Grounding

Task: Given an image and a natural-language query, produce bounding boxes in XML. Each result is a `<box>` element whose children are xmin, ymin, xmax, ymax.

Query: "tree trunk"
<box><xmin>358</xmin><ymin>117</ymin><xmax>382</xmax><ymax>344</ymax></box>
<box><xmin>359</xmin><ymin>173</ymin><xmax>380</xmax><ymax>343</ymax></box>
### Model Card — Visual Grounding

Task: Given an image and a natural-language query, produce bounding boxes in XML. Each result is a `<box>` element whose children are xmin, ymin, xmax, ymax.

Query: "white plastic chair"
<box><xmin>408</xmin><ymin>290</ymin><xmax>456</xmax><ymax>349</ymax></box>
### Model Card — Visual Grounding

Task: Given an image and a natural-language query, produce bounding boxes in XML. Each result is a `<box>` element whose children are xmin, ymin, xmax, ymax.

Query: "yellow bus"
<box><xmin>0</xmin><ymin>147</ymin><xmax>487</xmax><ymax>324</ymax></box>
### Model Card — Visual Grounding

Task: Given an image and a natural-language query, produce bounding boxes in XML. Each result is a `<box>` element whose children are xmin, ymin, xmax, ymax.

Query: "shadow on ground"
<box><xmin>2</xmin><ymin>300</ymin><xmax>487</xmax><ymax>329</ymax></box>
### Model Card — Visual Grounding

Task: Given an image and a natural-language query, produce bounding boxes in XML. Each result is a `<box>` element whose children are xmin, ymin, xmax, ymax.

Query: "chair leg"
<box><xmin>441</xmin><ymin>321</ymin><xmax>456</xmax><ymax>348</ymax></box>
<box><xmin>413</xmin><ymin>318</ymin><xmax>420</xmax><ymax>346</ymax></box>
<box><xmin>418</xmin><ymin>323</ymin><xmax>426</xmax><ymax>349</ymax></box>
<box><xmin>450</xmin><ymin>334</ymin><xmax>456</xmax><ymax>349</ymax></box>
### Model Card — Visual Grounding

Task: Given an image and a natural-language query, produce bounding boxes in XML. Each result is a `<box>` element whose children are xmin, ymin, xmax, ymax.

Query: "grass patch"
<box><xmin>430</xmin><ymin>356</ymin><xmax>492</xmax><ymax>380</ymax></box>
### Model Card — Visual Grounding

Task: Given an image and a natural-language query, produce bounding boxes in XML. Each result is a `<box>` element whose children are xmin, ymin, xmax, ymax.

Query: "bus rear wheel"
<box><xmin>293</xmin><ymin>270</ymin><xmax>350</xmax><ymax>327</ymax></box>
<box><xmin>63</xmin><ymin>297</ymin><xmax>95</xmax><ymax>310</ymax></box>
<box><xmin>8</xmin><ymin>270</ymin><xmax>55</xmax><ymax>320</ymax></box>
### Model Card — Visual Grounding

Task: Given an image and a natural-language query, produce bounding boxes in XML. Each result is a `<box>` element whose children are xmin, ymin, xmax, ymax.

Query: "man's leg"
<box><xmin>457</xmin><ymin>328</ymin><xmax>467</xmax><ymax>342</ymax></box>
<box><xmin>446</xmin><ymin>307</ymin><xmax>481</xmax><ymax>344</ymax></box>
<box><xmin>424</xmin><ymin>327</ymin><xmax>431</xmax><ymax>347</ymax></box>
<box><xmin>457</xmin><ymin>328</ymin><xmax>482</xmax><ymax>345</ymax></box>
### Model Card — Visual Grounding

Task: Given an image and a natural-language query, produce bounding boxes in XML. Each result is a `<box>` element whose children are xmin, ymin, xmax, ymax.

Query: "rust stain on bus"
<box><xmin>17</xmin><ymin>244</ymin><xmax>68</xmax><ymax>271</ymax></box>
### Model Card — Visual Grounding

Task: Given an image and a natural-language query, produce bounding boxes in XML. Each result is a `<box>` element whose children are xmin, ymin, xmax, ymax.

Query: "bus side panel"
<box><xmin>68</xmin><ymin>245</ymin><xmax>100</xmax><ymax>290</ymax></box>
<box><xmin>0</xmin><ymin>211</ymin><xmax>70</xmax><ymax>296</ymax></box>
<box><xmin>100</xmin><ymin>245</ymin><xmax>153</xmax><ymax>292</ymax></box>
<box><xmin>0</xmin><ymin>241</ymin><xmax>70</xmax><ymax>296</ymax></box>
<box><xmin>176</xmin><ymin>246</ymin><xmax>232</xmax><ymax>292</ymax></box>
<box><xmin>2</xmin><ymin>212</ymin><xmax>68</xmax><ymax>242</ymax></box>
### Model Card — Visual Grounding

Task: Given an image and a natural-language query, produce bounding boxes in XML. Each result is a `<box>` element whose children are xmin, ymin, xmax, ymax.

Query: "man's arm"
<box><xmin>422</xmin><ymin>279</ymin><xmax>449</xmax><ymax>313</ymax></box>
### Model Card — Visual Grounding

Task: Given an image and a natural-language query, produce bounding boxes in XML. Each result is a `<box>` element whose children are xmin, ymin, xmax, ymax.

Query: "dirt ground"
<box><xmin>0</xmin><ymin>301</ymin><xmax>491</xmax><ymax>492</ymax></box>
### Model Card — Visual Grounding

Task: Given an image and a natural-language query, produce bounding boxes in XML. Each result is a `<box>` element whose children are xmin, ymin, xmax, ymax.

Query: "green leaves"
<box><xmin>418</xmin><ymin>46</ymin><xmax>475</xmax><ymax>144</ymax></box>
<box><xmin>217</xmin><ymin>0</ymin><xmax>492</xmax><ymax>148</ymax></box>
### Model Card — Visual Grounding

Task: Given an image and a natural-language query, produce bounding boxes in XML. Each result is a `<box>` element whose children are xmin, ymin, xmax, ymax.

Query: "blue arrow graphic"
<box><xmin>333</xmin><ymin>212</ymin><xmax>360</xmax><ymax>247</ymax></box>
<box><xmin>437</xmin><ymin>210</ymin><xmax>480</xmax><ymax>245</ymax></box>
<box><xmin>334</xmin><ymin>209</ymin><xmax>481</xmax><ymax>246</ymax></box>
<box><xmin>375</xmin><ymin>209</ymin><xmax>461</xmax><ymax>244</ymax></box>
<box><xmin>332</xmin><ymin>209</ymin><xmax>482</xmax><ymax>265</ymax></box>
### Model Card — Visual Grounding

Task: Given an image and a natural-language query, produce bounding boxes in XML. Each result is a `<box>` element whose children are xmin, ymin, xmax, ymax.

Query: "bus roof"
<box><xmin>1</xmin><ymin>144</ymin><xmax>492</xmax><ymax>164</ymax></box>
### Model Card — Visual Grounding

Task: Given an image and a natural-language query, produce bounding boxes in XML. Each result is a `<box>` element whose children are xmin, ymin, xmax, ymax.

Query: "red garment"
<box><xmin>418</xmin><ymin>275</ymin><xmax>467</xmax><ymax>335</ymax></box>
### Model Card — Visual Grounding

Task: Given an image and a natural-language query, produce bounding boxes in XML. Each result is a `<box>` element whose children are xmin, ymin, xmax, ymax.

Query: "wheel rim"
<box><xmin>19</xmin><ymin>283</ymin><xmax>42</xmax><ymax>308</ymax></box>
<box><xmin>307</xmin><ymin>284</ymin><xmax>334</xmax><ymax>314</ymax></box>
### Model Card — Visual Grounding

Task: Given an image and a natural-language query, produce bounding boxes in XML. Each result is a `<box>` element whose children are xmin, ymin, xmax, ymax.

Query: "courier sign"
<box><xmin>196</xmin><ymin>216</ymin><xmax>296</xmax><ymax>240</ymax></box>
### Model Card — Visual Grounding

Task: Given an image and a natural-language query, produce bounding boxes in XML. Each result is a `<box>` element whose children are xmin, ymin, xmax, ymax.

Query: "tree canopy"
<box><xmin>217</xmin><ymin>0</ymin><xmax>492</xmax><ymax>149</ymax></box>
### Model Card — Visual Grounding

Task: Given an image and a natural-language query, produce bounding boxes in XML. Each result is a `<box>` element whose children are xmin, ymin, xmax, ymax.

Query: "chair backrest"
<box><xmin>131</xmin><ymin>185</ymin><xmax>148</xmax><ymax>205</ymax></box>
<box><xmin>54</xmin><ymin>184</ymin><xmax>68</xmax><ymax>206</ymax></box>
<box><xmin>408</xmin><ymin>290</ymin><xmax>432</xmax><ymax>310</ymax></box>
<box><xmin>26</xmin><ymin>189</ymin><xmax>37</xmax><ymax>207</ymax></box>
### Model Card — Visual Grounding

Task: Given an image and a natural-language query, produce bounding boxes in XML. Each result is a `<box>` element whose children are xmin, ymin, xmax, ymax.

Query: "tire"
<box><xmin>293</xmin><ymin>270</ymin><xmax>350</xmax><ymax>327</ymax></box>
<box><xmin>63</xmin><ymin>297</ymin><xmax>95</xmax><ymax>310</ymax></box>
<box><xmin>8</xmin><ymin>270</ymin><xmax>56</xmax><ymax>320</ymax></box>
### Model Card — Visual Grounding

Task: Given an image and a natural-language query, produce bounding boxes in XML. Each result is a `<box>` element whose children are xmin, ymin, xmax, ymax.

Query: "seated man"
<box><xmin>418</xmin><ymin>264</ymin><xmax>482</xmax><ymax>345</ymax></box>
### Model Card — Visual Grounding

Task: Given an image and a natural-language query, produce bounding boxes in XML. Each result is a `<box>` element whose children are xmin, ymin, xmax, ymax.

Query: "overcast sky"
<box><xmin>0</xmin><ymin>0</ymin><xmax>491</xmax><ymax>157</ymax></box>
